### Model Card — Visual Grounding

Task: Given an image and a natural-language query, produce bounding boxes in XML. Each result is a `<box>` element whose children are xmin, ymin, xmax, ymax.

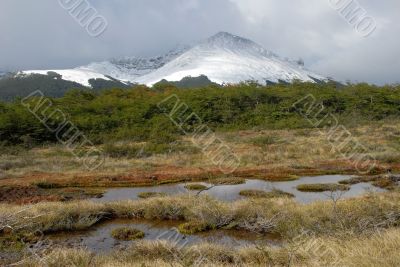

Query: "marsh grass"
<box><xmin>239</xmin><ymin>189</ymin><xmax>269</xmax><ymax>198</ymax></box>
<box><xmin>239</xmin><ymin>189</ymin><xmax>294</xmax><ymax>199</ymax></box>
<box><xmin>22</xmin><ymin>229</ymin><xmax>400</xmax><ymax>267</ymax></box>
<box><xmin>2</xmin><ymin>191</ymin><xmax>399</xmax><ymax>240</ymax></box>
<box><xmin>34</xmin><ymin>181</ymin><xmax>63</xmax><ymax>189</ymax></box>
<box><xmin>210</xmin><ymin>177</ymin><xmax>246</xmax><ymax>185</ymax></box>
<box><xmin>2</xmin><ymin>123</ymin><xmax>400</xmax><ymax>185</ymax></box>
<box><xmin>340</xmin><ymin>175</ymin><xmax>397</xmax><ymax>189</ymax></box>
<box><xmin>111</xmin><ymin>227</ymin><xmax>145</xmax><ymax>240</ymax></box>
<box><xmin>137</xmin><ymin>192</ymin><xmax>167</xmax><ymax>199</ymax></box>
<box><xmin>178</xmin><ymin>221</ymin><xmax>215</xmax><ymax>235</ymax></box>
<box><xmin>250</xmin><ymin>135</ymin><xmax>283</xmax><ymax>146</ymax></box>
<box><xmin>184</xmin><ymin>184</ymin><xmax>208</xmax><ymax>191</ymax></box>
<box><xmin>296</xmin><ymin>183</ymin><xmax>350</xmax><ymax>192</ymax></box>
<box><xmin>2</xmin><ymin>192</ymin><xmax>400</xmax><ymax>266</ymax></box>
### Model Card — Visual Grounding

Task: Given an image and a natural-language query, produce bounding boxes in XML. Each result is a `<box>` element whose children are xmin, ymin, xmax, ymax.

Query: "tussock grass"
<box><xmin>137</xmin><ymin>192</ymin><xmax>167</xmax><ymax>199</ymax></box>
<box><xmin>239</xmin><ymin>189</ymin><xmax>269</xmax><ymax>198</ymax></box>
<box><xmin>184</xmin><ymin>184</ymin><xmax>208</xmax><ymax>191</ymax></box>
<box><xmin>210</xmin><ymin>177</ymin><xmax>246</xmax><ymax>185</ymax></box>
<box><xmin>1</xmin><ymin>191</ymin><xmax>399</xmax><ymax>239</ymax></box>
<box><xmin>340</xmin><ymin>175</ymin><xmax>398</xmax><ymax>189</ymax></box>
<box><xmin>111</xmin><ymin>227</ymin><xmax>145</xmax><ymax>240</ymax></box>
<box><xmin>239</xmin><ymin>189</ymin><xmax>294</xmax><ymax>199</ymax></box>
<box><xmin>296</xmin><ymin>183</ymin><xmax>350</xmax><ymax>192</ymax></box>
<box><xmin>178</xmin><ymin>221</ymin><xmax>215</xmax><ymax>235</ymax></box>
<box><xmin>23</xmin><ymin>229</ymin><xmax>400</xmax><ymax>266</ymax></box>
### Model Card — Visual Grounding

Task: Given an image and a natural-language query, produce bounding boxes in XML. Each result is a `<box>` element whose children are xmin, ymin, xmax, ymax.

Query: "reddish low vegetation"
<box><xmin>0</xmin><ymin>186</ymin><xmax>62</xmax><ymax>204</ymax></box>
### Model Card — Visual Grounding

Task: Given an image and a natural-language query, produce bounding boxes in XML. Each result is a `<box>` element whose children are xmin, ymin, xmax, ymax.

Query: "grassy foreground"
<box><xmin>21</xmin><ymin>228</ymin><xmax>400</xmax><ymax>267</ymax></box>
<box><xmin>1</xmin><ymin>191</ymin><xmax>399</xmax><ymax>237</ymax></box>
<box><xmin>1</xmin><ymin>189</ymin><xmax>400</xmax><ymax>265</ymax></box>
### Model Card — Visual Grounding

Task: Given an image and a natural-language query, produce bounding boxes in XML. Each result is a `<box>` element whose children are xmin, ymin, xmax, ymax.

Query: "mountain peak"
<box><xmin>20</xmin><ymin>32</ymin><xmax>327</xmax><ymax>87</ymax></box>
<box><xmin>209</xmin><ymin>31</ymin><xmax>247</xmax><ymax>40</ymax></box>
<box><xmin>205</xmin><ymin>31</ymin><xmax>256</xmax><ymax>48</ymax></box>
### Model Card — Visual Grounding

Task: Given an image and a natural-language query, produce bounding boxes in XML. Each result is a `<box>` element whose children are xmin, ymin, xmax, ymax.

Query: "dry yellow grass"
<box><xmin>1</xmin><ymin>190</ymin><xmax>399</xmax><ymax>238</ymax></box>
<box><xmin>22</xmin><ymin>229</ymin><xmax>400</xmax><ymax>267</ymax></box>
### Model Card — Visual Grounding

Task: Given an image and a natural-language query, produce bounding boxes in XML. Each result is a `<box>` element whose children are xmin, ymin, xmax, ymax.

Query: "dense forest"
<box><xmin>1</xmin><ymin>81</ymin><xmax>400</xmax><ymax>147</ymax></box>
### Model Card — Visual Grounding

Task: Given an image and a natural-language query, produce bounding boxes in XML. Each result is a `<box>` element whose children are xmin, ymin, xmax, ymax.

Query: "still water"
<box><xmin>93</xmin><ymin>175</ymin><xmax>385</xmax><ymax>204</ymax></box>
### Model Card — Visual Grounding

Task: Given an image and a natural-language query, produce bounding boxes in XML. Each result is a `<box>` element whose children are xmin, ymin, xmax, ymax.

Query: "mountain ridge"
<box><xmin>11</xmin><ymin>32</ymin><xmax>326</xmax><ymax>88</ymax></box>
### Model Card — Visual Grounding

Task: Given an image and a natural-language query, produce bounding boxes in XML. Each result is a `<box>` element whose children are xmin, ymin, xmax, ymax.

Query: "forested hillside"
<box><xmin>1</xmin><ymin>82</ymin><xmax>399</xmax><ymax>146</ymax></box>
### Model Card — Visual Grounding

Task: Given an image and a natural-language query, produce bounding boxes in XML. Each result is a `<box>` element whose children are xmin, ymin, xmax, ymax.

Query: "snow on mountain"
<box><xmin>21</xmin><ymin>68</ymin><xmax>112</xmax><ymax>87</ymax></box>
<box><xmin>136</xmin><ymin>32</ymin><xmax>326</xmax><ymax>86</ymax></box>
<box><xmin>82</xmin><ymin>46</ymin><xmax>190</xmax><ymax>82</ymax></box>
<box><xmin>20</xmin><ymin>32</ymin><xmax>326</xmax><ymax>87</ymax></box>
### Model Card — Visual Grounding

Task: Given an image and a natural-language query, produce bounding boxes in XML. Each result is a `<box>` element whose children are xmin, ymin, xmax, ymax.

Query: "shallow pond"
<box><xmin>49</xmin><ymin>219</ymin><xmax>278</xmax><ymax>253</ymax></box>
<box><xmin>93</xmin><ymin>175</ymin><xmax>385</xmax><ymax>204</ymax></box>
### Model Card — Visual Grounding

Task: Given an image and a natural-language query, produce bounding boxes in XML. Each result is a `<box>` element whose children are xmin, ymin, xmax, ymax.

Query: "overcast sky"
<box><xmin>0</xmin><ymin>0</ymin><xmax>398</xmax><ymax>84</ymax></box>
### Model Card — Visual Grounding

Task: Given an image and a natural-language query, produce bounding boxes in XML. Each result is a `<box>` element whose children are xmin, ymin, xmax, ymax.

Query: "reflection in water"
<box><xmin>94</xmin><ymin>175</ymin><xmax>386</xmax><ymax>204</ymax></box>
<box><xmin>49</xmin><ymin>219</ymin><xmax>278</xmax><ymax>253</ymax></box>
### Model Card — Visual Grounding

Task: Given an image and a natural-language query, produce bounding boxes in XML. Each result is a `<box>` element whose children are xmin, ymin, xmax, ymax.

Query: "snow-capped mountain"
<box><xmin>18</xmin><ymin>32</ymin><xmax>326</xmax><ymax>87</ymax></box>
<box><xmin>21</xmin><ymin>68</ymin><xmax>113</xmax><ymax>87</ymax></box>
<box><xmin>137</xmin><ymin>32</ymin><xmax>325</xmax><ymax>85</ymax></box>
<box><xmin>82</xmin><ymin>45</ymin><xmax>190</xmax><ymax>82</ymax></box>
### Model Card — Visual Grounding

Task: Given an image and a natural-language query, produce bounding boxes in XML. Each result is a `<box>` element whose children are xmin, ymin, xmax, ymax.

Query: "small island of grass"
<box><xmin>184</xmin><ymin>184</ymin><xmax>208</xmax><ymax>191</ymax></box>
<box><xmin>138</xmin><ymin>192</ymin><xmax>167</xmax><ymax>199</ymax></box>
<box><xmin>296</xmin><ymin>183</ymin><xmax>350</xmax><ymax>192</ymax></box>
<box><xmin>111</xmin><ymin>227</ymin><xmax>145</xmax><ymax>241</ymax></box>
<box><xmin>211</xmin><ymin>177</ymin><xmax>246</xmax><ymax>185</ymax></box>
<box><xmin>239</xmin><ymin>189</ymin><xmax>295</xmax><ymax>198</ymax></box>
<box><xmin>178</xmin><ymin>221</ymin><xmax>215</xmax><ymax>235</ymax></box>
